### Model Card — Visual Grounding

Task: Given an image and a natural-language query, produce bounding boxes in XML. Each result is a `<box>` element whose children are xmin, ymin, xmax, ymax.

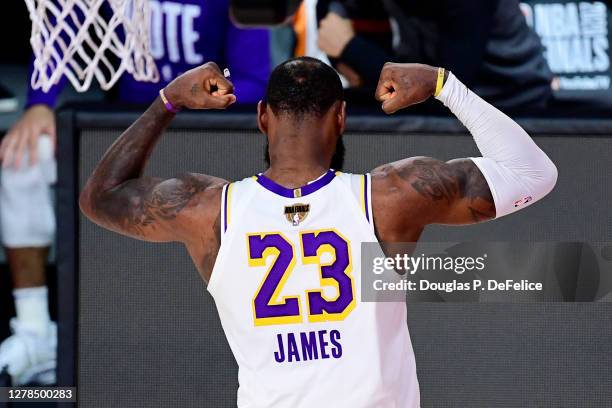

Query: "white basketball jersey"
<box><xmin>208</xmin><ymin>170</ymin><xmax>420</xmax><ymax>408</ymax></box>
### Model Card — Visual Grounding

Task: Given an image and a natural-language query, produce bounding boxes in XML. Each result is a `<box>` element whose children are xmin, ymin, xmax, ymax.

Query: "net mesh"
<box><xmin>25</xmin><ymin>0</ymin><xmax>159</xmax><ymax>92</ymax></box>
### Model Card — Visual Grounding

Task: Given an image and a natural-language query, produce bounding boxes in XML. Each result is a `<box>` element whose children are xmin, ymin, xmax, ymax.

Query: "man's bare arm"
<box><xmin>81</xmin><ymin>171</ymin><xmax>225</xmax><ymax>242</ymax></box>
<box><xmin>79</xmin><ymin>62</ymin><xmax>236</xmax><ymax>243</ymax></box>
<box><xmin>373</xmin><ymin>157</ymin><xmax>495</xmax><ymax>227</ymax></box>
<box><xmin>371</xmin><ymin>63</ymin><xmax>556</xmax><ymax>240</ymax></box>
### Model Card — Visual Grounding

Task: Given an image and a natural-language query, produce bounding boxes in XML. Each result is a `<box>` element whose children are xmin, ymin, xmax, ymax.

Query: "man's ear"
<box><xmin>337</xmin><ymin>101</ymin><xmax>347</xmax><ymax>135</ymax></box>
<box><xmin>257</xmin><ymin>100</ymin><xmax>268</xmax><ymax>135</ymax></box>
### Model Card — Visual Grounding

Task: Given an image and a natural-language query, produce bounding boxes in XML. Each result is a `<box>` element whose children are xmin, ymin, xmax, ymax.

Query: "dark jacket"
<box><xmin>319</xmin><ymin>0</ymin><xmax>553</xmax><ymax>110</ymax></box>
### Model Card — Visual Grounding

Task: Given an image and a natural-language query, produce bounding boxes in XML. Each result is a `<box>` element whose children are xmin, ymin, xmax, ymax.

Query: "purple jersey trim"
<box><xmin>223</xmin><ymin>184</ymin><xmax>230</xmax><ymax>233</ymax></box>
<box><xmin>255</xmin><ymin>170</ymin><xmax>336</xmax><ymax>198</ymax></box>
<box><xmin>364</xmin><ymin>175</ymin><xmax>370</xmax><ymax>222</ymax></box>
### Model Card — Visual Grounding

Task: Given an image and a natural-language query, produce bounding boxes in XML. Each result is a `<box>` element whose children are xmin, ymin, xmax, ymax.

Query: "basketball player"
<box><xmin>80</xmin><ymin>58</ymin><xmax>557</xmax><ymax>407</ymax></box>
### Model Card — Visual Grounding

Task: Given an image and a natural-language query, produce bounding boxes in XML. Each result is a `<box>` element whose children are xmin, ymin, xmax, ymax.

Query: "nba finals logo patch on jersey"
<box><xmin>284</xmin><ymin>204</ymin><xmax>310</xmax><ymax>226</ymax></box>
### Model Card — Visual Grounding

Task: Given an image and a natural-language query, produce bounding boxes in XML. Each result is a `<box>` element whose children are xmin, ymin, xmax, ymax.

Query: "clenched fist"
<box><xmin>375</xmin><ymin>63</ymin><xmax>444</xmax><ymax>114</ymax></box>
<box><xmin>164</xmin><ymin>62</ymin><xmax>236</xmax><ymax>110</ymax></box>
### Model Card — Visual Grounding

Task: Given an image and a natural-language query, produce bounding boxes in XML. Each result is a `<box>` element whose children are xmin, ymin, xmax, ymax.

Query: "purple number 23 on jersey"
<box><xmin>248</xmin><ymin>230</ymin><xmax>355</xmax><ymax>326</ymax></box>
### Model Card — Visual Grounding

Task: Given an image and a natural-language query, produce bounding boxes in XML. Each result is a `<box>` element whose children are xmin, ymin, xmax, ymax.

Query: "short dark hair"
<box><xmin>265</xmin><ymin>56</ymin><xmax>344</xmax><ymax>119</ymax></box>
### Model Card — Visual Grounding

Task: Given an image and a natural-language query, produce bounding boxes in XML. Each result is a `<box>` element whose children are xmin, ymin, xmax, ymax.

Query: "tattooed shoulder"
<box><xmin>119</xmin><ymin>173</ymin><xmax>223</xmax><ymax>237</ymax></box>
<box><xmin>145</xmin><ymin>173</ymin><xmax>217</xmax><ymax>219</ymax></box>
<box><xmin>380</xmin><ymin>157</ymin><xmax>495</xmax><ymax>222</ymax></box>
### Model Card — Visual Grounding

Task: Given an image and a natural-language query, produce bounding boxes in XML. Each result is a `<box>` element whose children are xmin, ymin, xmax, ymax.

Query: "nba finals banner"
<box><xmin>521</xmin><ymin>1</ymin><xmax>611</xmax><ymax>96</ymax></box>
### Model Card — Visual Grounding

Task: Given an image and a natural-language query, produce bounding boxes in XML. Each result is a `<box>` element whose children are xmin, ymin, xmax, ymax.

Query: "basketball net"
<box><xmin>25</xmin><ymin>0</ymin><xmax>159</xmax><ymax>92</ymax></box>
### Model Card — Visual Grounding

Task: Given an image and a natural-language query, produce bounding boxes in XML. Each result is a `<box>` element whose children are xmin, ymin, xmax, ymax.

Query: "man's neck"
<box><xmin>264</xmin><ymin>163</ymin><xmax>330</xmax><ymax>189</ymax></box>
<box><xmin>263</xmin><ymin>119</ymin><xmax>336</xmax><ymax>188</ymax></box>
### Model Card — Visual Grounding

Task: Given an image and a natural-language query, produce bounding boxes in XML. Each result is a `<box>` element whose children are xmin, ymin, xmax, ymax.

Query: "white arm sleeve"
<box><xmin>435</xmin><ymin>73</ymin><xmax>558</xmax><ymax>218</ymax></box>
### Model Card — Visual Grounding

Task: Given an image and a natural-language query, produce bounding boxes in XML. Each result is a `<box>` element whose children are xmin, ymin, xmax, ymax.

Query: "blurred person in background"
<box><xmin>294</xmin><ymin>0</ymin><xmax>393</xmax><ymax>91</ymax></box>
<box><xmin>316</xmin><ymin>0</ymin><xmax>553</xmax><ymax>111</ymax></box>
<box><xmin>0</xmin><ymin>0</ymin><xmax>271</xmax><ymax>386</ymax></box>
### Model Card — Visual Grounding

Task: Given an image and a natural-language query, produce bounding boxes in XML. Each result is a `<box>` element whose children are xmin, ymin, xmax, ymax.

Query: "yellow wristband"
<box><xmin>434</xmin><ymin>67</ymin><xmax>445</xmax><ymax>97</ymax></box>
<box><xmin>159</xmin><ymin>88</ymin><xmax>179</xmax><ymax>113</ymax></box>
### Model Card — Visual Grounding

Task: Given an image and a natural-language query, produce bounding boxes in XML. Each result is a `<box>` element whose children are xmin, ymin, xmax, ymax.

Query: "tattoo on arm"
<box><xmin>407</xmin><ymin>161</ymin><xmax>458</xmax><ymax>204</ymax></box>
<box><xmin>190</xmin><ymin>83</ymin><xmax>201</xmax><ymax>96</ymax></box>
<box><xmin>143</xmin><ymin>175</ymin><xmax>211</xmax><ymax>221</ymax></box>
<box><xmin>398</xmin><ymin>159</ymin><xmax>495</xmax><ymax>222</ymax></box>
<box><xmin>96</xmin><ymin>174</ymin><xmax>218</xmax><ymax>239</ymax></box>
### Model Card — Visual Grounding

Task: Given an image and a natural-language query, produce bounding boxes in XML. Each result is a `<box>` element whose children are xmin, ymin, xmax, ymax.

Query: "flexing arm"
<box><xmin>79</xmin><ymin>62</ymin><xmax>236</xmax><ymax>243</ymax></box>
<box><xmin>371</xmin><ymin>63</ymin><xmax>557</xmax><ymax>240</ymax></box>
